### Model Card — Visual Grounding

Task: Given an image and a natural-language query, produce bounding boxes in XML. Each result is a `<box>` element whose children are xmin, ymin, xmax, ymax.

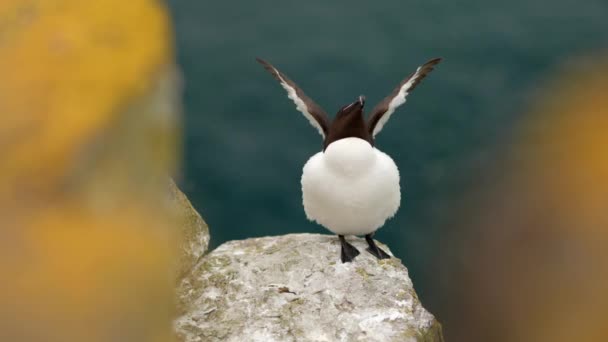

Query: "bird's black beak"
<box><xmin>343</xmin><ymin>95</ymin><xmax>365</xmax><ymax>111</ymax></box>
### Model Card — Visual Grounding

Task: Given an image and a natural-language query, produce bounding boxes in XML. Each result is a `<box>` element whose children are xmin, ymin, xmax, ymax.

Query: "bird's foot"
<box><xmin>365</xmin><ymin>234</ymin><xmax>391</xmax><ymax>260</ymax></box>
<box><xmin>339</xmin><ymin>235</ymin><xmax>360</xmax><ymax>263</ymax></box>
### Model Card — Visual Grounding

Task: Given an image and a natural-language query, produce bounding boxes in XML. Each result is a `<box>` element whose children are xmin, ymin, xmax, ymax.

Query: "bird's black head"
<box><xmin>336</xmin><ymin>95</ymin><xmax>366</xmax><ymax>119</ymax></box>
<box><xmin>324</xmin><ymin>95</ymin><xmax>373</xmax><ymax>150</ymax></box>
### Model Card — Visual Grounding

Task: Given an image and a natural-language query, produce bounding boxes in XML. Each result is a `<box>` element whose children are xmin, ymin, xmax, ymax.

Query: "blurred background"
<box><xmin>167</xmin><ymin>0</ymin><xmax>608</xmax><ymax>340</ymax></box>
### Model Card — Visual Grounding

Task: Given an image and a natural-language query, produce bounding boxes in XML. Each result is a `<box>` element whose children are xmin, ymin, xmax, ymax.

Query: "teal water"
<box><xmin>167</xmin><ymin>0</ymin><xmax>608</xmax><ymax>336</ymax></box>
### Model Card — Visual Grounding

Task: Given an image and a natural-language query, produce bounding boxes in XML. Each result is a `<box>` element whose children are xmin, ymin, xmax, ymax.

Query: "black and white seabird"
<box><xmin>257</xmin><ymin>57</ymin><xmax>442</xmax><ymax>263</ymax></box>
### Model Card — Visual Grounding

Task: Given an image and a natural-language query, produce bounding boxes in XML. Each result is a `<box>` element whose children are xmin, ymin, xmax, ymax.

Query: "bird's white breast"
<box><xmin>301</xmin><ymin>137</ymin><xmax>401</xmax><ymax>235</ymax></box>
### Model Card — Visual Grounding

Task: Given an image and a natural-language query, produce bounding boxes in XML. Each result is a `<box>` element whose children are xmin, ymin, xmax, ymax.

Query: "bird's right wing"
<box><xmin>256</xmin><ymin>58</ymin><xmax>330</xmax><ymax>138</ymax></box>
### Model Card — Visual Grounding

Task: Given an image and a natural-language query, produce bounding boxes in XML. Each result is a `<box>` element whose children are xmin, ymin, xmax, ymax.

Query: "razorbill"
<box><xmin>257</xmin><ymin>57</ymin><xmax>441</xmax><ymax>262</ymax></box>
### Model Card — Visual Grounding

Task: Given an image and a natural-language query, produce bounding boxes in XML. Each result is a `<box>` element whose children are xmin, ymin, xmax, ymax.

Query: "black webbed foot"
<box><xmin>339</xmin><ymin>235</ymin><xmax>360</xmax><ymax>263</ymax></box>
<box><xmin>365</xmin><ymin>234</ymin><xmax>391</xmax><ymax>260</ymax></box>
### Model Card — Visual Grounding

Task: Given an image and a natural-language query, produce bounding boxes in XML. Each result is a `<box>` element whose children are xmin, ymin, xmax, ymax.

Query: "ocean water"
<box><xmin>166</xmin><ymin>0</ymin><xmax>608</xmax><ymax>333</ymax></box>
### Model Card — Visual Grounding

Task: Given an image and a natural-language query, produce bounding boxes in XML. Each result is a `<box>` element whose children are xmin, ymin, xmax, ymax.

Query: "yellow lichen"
<box><xmin>0</xmin><ymin>1</ymin><xmax>180</xmax><ymax>341</ymax></box>
<box><xmin>355</xmin><ymin>267</ymin><xmax>370</xmax><ymax>280</ymax></box>
<box><xmin>0</xmin><ymin>0</ymin><xmax>173</xmax><ymax>201</ymax></box>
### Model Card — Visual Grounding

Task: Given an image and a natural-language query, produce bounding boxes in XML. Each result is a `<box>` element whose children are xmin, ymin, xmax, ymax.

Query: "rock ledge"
<box><xmin>176</xmin><ymin>233</ymin><xmax>443</xmax><ymax>342</ymax></box>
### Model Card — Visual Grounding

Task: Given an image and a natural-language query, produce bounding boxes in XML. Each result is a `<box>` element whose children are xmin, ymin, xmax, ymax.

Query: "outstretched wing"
<box><xmin>256</xmin><ymin>58</ymin><xmax>330</xmax><ymax>138</ymax></box>
<box><xmin>367</xmin><ymin>58</ymin><xmax>442</xmax><ymax>137</ymax></box>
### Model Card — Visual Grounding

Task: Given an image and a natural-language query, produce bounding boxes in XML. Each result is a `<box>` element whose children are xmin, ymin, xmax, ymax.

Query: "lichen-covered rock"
<box><xmin>175</xmin><ymin>234</ymin><xmax>443</xmax><ymax>342</ymax></box>
<box><xmin>0</xmin><ymin>0</ymin><xmax>175</xmax><ymax>201</ymax></box>
<box><xmin>0</xmin><ymin>1</ymin><xmax>181</xmax><ymax>341</ymax></box>
<box><xmin>169</xmin><ymin>179</ymin><xmax>210</xmax><ymax>279</ymax></box>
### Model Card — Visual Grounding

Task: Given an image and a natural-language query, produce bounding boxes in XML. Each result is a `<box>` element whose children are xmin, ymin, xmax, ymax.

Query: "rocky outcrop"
<box><xmin>169</xmin><ymin>179</ymin><xmax>210</xmax><ymax>279</ymax></box>
<box><xmin>175</xmin><ymin>234</ymin><xmax>443</xmax><ymax>342</ymax></box>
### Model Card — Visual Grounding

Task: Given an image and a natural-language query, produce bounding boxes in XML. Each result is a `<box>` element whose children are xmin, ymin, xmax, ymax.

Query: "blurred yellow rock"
<box><xmin>516</xmin><ymin>61</ymin><xmax>608</xmax><ymax>235</ymax></box>
<box><xmin>0</xmin><ymin>1</ymin><xmax>184</xmax><ymax>341</ymax></box>
<box><xmin>0</xmin><ymin>0</ymin><xmax>175</xmax><ymax>204</ymax></box>
<box><xmin>1</xmin><ymin>205</ymin><xmax>176</xmax><ymax>342</ymax></box>
<box><xmin>506</xmin><ymin>58</ymin><xmax>608</xmax><ymax>342</ymax></box>
<box><xmin>446</xmin><ymin>57</ymin><xmax>608</xmax><ymax>342</ymax></box>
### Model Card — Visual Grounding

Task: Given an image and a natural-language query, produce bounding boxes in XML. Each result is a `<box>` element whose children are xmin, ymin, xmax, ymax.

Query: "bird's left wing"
<box><xmin>256</xmin><ymin>58</ymin><xmax>330</xmax><ymax>138</ymax></box>
<box><xmin>367</xmin><ymin>58</ymin><xmax>442</xmax><ymax>137</ymax></box>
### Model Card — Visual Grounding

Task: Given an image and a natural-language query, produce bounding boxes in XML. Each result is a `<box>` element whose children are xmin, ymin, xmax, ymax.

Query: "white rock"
<box><xmin>175</xmin><ymin>234</ymin><xmax>443</xmax><ymax>342</ymax></box>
